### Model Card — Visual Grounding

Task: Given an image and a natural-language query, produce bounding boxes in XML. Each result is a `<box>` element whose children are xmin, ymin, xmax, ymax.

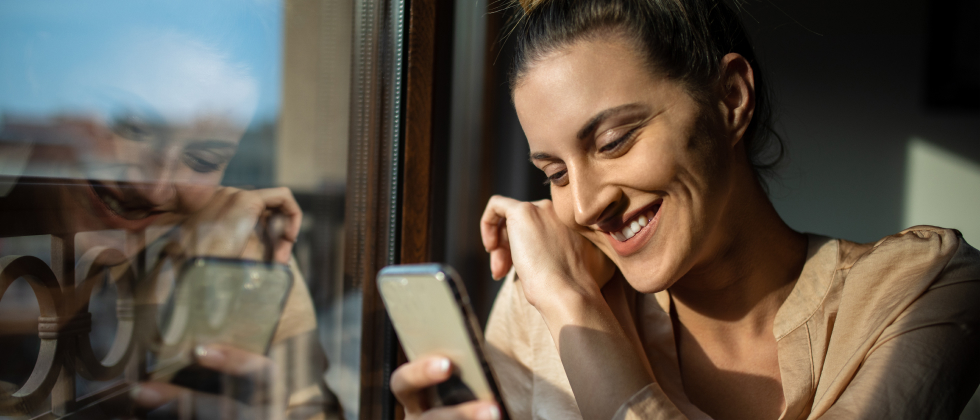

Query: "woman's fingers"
<box><xmin>480</xmin><ymin>195</ymin><xmax>520</xmax><ymax>251</ymax></box>
<box><xmin>490</xmin><ymin>246</ymin><xmax>513</xmax><ymax>281</ymax></box>
<box><xmin>193</xmin><ymin>344</ymin><xmax>275</xmax><ymax>377</ymax></box>
<box><xmin>219</xmin><ymin>187</ymin><xmax>302</xmax><ymax>263</ymax></box>
<box><xmin>130</xmin><ymin>381</ymin><xmax>252</xmax><ymax>414</ymax></box>
<box><xmin>180</xmin><ymin>187</ymin><xmax>302</xmax><ymax>264</ymax></box>
<box><xmin>251</xmin><ymin>187</ymin><xmax>303</xmax><ymax>241</ymax></box>
<box><xmin>131</xmin><ymin>345</ymin><xmax>275</xmax><ymax>411</ymax></box>
<box><xmin>420</xmin><ymin>401</ymin><xmax>501</xmax><ymax>420</ymax></box>
<box><xmin>391</xmin><ymin>356</ymin><xmax>453</xmax><ymax>414</ymax></box>
<box><xmin>482</xmin><ymin>196</ymin><xmax>524</xmax><ymax>279</ymax></box>
<box><xmin>489</xmin><ymin>220</ymin><xmax>512</xmax><ymax>280</ymax></box>
<box><xmin>131</xmin><ymin>381</ymin><xmax>185</xmax><ymax>408</ymax></box>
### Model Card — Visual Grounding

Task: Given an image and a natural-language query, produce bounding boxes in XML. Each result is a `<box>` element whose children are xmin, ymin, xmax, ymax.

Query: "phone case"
<box><xmin>378</xmin><ymin>264</ymin><xmax>510</xmax><ymax>419</ymax></box>
<box><xmin>151</xmin><ymin>257</ymin><xmax>294</xmax><ymax>386</ymax></box>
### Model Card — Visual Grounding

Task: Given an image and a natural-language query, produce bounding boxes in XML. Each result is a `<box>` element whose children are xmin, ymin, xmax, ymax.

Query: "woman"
<box><xmin>392</xmin><ymin>0</ymin><xmax>980</xmax><ymax>419</ymax></box>
<box><xmin>0</xmin><ymin>20</ymin><xmax>339</xmax><ymax>418</ymax></box>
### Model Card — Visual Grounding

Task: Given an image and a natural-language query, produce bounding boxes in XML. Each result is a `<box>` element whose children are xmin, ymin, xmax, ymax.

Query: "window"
<box><xmin>0</xmin><ymin>1</ymin><xmax>396</xmax><ymax>418</ymax></box>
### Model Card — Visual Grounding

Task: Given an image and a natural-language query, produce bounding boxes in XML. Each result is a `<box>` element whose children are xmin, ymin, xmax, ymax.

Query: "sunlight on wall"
<box><xmin>904</xmin><ymin>138</ymin><xmax>980</xmax><ymax>244</ymax></box>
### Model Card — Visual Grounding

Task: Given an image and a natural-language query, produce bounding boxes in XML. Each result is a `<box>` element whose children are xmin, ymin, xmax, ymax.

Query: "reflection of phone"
<box><xmin>377</xmin><ymin>264</ymin><xmax>511</xmax><ymax>419</ymax></box>
<box><xmin>150</xmin><ymin>257</ymin><xmax>293</xmax><ymax>390</ymax></box>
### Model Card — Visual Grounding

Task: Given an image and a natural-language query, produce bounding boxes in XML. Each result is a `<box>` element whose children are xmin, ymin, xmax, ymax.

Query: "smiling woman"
<box><xmin>390</xmin><ymin>0</ymin><xmax>980</xmax><ymax>419</ymax></box>
<box><xmin>0</xmin><ymin>2</ymin><xmax>350</xmax><ymax>418</ymax></box>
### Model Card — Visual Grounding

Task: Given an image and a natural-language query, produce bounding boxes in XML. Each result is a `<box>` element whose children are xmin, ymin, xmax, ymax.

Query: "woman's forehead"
<box><xmin>514</xmin><ymin>38</ymin><xmax>672</xmax><ymax>146</ymax></box>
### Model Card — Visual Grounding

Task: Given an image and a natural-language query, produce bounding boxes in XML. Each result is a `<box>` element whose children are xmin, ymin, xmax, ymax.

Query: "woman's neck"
<box><xmin>669</xmin><ymin>173</ymin><xmax>808</xmax><ymax>341</ymax></box>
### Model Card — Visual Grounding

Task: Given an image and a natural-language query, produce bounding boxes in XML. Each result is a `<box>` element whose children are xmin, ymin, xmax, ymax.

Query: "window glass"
<box><xmin>0</xmin><ymin>1</ymin><xmax>358</xmax><ymax>419</ymax></box>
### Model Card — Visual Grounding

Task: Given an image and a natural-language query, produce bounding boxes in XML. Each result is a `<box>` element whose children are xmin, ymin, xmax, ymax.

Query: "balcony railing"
<box><xmin>1</xmin><ymin>230</ymin><xmax>146</xmax><ymax>419</ymax></box>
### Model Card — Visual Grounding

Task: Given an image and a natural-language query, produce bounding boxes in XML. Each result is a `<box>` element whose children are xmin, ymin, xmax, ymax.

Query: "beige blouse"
<box><xmin>485</xmin><ymin>227</ymin><xmax>980</xmax><ymax>419</ymax></box>
<box><xmin>268</xmin><ymin>259</ymin><xmax>344</xmax><ymax>420</ymax></box>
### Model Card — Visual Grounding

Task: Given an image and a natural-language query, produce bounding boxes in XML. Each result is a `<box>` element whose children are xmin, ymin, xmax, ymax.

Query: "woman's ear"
<box><xmin>718</xmin><ymin>53</ymin><xmax>755</xmax><ymax>148</ymax></box>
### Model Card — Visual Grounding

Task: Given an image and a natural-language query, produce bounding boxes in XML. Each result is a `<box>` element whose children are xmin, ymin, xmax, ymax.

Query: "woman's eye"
<box><xmin>183</xmin><ymin>152</ymin><xmax>223</xmax><ymax>173</ymax></box>
<box><xmin>543</xmin><ymin>169</ymin><xmax>568</xmax><ymax>186</ymax></box>
<box><xmin>112</xmin><ymin>120</ymin><xmax>152</xmax><ymax>141</ymax></box>
<box><xmin>598</xmin><ymin>125</ymin><xmax>641</xmax><ymax>154</ymax></box>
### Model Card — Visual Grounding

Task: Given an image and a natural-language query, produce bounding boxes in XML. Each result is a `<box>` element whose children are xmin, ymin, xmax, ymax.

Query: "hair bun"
<box><xmin>517</xmin><ymin>0</ymin><xmax>541</xmax><ymax>13</ymax></box>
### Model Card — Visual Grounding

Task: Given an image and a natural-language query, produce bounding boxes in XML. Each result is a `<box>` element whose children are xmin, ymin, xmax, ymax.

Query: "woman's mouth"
<box><xmin>604</xmin><ymin>202</ymin><xmax>662</xmax><ymax>257</ymax></box>
<box><xmin>611</xmin><ymin>206</ymin><xmax>658</xmax><ymax>242</ymax></box>
<box><xmin>88</xmin><ymin>180</ymin><xmax>156</xmax><ymax>221</ymax></box>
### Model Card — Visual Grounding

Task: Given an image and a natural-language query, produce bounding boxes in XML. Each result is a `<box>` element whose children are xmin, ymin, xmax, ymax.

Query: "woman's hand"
<box><xmin>480</xmin><ymin>195</ymin><xmax>614</xmax><ymax>309</ymax></box>
<box><xmin>131</xmin><ymin>344</ymin><xmax>279</xmax><ymax>417</ymax></box>
<box><xmin>481</xmin><ymin>195</ymin><xmax>655</xmax><ymax>420</ymax></box>
<box><xmin>391</xmin><ymin>356</ymin><xmax>502</xmax><ymax>420</ymax></box>
<box><xmin>175</xmin><ymin>187</ymin><xmax>302</xmax><ymax>264</ymax></box>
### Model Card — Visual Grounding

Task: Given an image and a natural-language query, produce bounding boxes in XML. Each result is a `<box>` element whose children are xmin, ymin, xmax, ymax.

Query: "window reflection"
<box><xmin>0</xmin><ymin>1</ymin><xmax>354</xmax><ymax>419</ymax></box>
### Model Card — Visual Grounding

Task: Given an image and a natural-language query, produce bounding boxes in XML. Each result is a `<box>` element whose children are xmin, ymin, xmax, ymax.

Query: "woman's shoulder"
<box><xmin>271</xmin><ymin>257</ymin><xmax>318</xmax><ymax>343</ymax></box>
<box><xmin>806</xmin><ymin>227</ymin><xmax>980</xmax><ymax>418</ymax></box>
<box><xmin>486</xmin><ymin>268</ymin><xmax>540</xmax><ymax>340</ymax></box>
<box><xmin>822</xmin><ymin>226</ymin><xmax>980</xmax><ymax>338</ymax></box>
<box><xmin>835</xmin><ymin>225</ymin><xmax>980</xmax><ymax>289</ymax></box>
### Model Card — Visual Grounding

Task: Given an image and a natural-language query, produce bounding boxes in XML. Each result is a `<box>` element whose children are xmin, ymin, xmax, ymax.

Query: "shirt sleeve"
<box><xmin>611</xmin><ymin>383</ymin><xmax>689</xmax><ymax>420</ymax></box>
<box><xmin>487</xmin><ymin>270</ymin><xmax>690</xmax><ymax>420</ymax></box>
<box><xmin>267</xmin><ymin>259</ymin><xmax>345</xmax><ymax>420</ymax></box>
<box><xmin>485</xmin><ymin>269</ymin><xmax>536</xmax><ymax>420</ymax></box>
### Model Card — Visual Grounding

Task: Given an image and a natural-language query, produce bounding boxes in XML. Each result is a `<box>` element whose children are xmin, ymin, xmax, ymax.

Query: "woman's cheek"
<box><xmin>174</xmin><ymin>176</ymin><xmax>221</xmax><ymax>213</ymax></box>
<box><xmin>551</xmin><ymin>188</ymin><xmax>579</xmax><ymax>229</ymax></box>
<box><xmin>624</xmin><ymin>141</ymin><xmax>677</xmax><ymax>190</ymax></box>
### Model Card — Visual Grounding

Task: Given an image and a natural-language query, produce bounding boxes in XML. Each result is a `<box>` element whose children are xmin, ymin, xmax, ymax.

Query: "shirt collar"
<box><xmin>773</xmin><ymin>234</ymin><xmax>839</xmax><ymax>340</ymax></box>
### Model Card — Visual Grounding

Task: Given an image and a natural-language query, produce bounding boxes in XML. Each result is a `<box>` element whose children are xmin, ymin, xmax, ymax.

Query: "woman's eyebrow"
<box><xmin>185</xmin><ymin>139</ymin><xmax>239</xmax><ymax>151</ymax></box>
<box><xmin>575</xmin><ymin>103</ymin><xmax>648</xmax><ymax>140</ymax></box>
<box><xmin>529</xmin><ymin>151</ymin><xmax>556</xmax><ymax>162</ymax></box>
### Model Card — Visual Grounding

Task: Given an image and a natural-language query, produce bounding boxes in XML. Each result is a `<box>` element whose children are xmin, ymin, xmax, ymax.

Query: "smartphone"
<box><xmin>150</xmin><ymin>257</ymin><xmax>293</xmax><ymax>391</ymax></box>
<box><xmin>377</xmin><ymin>264</ymin><xmax>510</xmax><ymax>418</ymax></box>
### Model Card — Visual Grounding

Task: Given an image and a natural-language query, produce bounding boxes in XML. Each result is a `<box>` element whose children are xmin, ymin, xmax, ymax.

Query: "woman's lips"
<box><xmin>604</xmin><ymin>202</ymin><xmax>662</xmax><ymax>257</ymax></box>
<box><xmin>85</xmin><ymin>180</ymin><xmax>162</xmax><ymax>231</ymax></box>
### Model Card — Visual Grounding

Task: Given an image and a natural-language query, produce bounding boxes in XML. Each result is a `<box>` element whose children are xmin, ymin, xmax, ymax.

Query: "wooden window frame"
<box><xmin>346</xmin><ymin>0</ymin><xmax>453</xmax><ymax>418</ymax></box>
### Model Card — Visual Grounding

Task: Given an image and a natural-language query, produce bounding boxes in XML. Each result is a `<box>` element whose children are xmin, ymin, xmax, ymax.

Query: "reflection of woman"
<box><xmin>392</xmin><ymin>0</ymin><xmax>980</xmax><ymax>419</ymax></box>
<box><xmin>0</xmin><ymin>28</ymin><xmax>339</xmax><ymax>419</ymax></box>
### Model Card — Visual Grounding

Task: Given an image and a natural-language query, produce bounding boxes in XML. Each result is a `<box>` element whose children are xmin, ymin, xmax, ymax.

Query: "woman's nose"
<box><xmin>124</xmin><ymin>160</ymin><xmax>177</xmax><ymax>207</ymax></box>
<box><xmin>570</xmin><ymin>168</ymin><xmax>619</xmax><ymax>227</ymax></box>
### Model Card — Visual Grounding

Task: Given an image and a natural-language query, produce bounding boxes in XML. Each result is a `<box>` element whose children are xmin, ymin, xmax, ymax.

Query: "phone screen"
<box><xmin>378</xmin><ymin>264</ymin><xmax>510</xmax><ymax>418</ymax></box>
<box><xmin>151</xmin><ymin>257</ymin><xmax>293</xmax><ymax>385</ymax></box>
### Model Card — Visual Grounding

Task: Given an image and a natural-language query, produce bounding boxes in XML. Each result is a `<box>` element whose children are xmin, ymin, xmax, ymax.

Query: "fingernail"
<box><xmin>477</xmin><ymin>405</ymin><xmax>501</xmax><ymax>420</ymax></box>
<box><xmin>195</xmin><ymin>345</ymin><xmax>223</xmax><ymax>363</ymax></box>
<box><xmin>427</xmin><ymin>357</ymin><xmax>450</xmax><ymax>377</ymax></box>
<box><xmin>130</xmin><ymin>384</ymin><xmax>163</xmax><ymax>406</ymax></box>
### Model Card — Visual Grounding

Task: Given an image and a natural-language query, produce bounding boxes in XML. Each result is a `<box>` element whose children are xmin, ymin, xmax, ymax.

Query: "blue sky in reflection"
<box><xmin>0</xmin><ymin>0</ymin><xmax>282</xmax><ymax>122</ymax></box>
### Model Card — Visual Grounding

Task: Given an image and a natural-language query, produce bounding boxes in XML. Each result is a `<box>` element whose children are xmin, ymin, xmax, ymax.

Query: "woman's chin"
<box><xmin>616</xmin><ymin>236</ymin><xmax>692</xmax><ymax>293</ymax></box>
<box><xmin>619</xmin><ymin>263</ymin><xmax>678</xmax><ymax>294</ymax></box>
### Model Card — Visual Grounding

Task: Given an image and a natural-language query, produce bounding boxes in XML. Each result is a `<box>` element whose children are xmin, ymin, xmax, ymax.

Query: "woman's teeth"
<box><xmin>611</xmin><ymin>210</ymin><xmax>655</xmax><ymax>242</ymax></box>
<box><xmin>98</xmin><ymin>190</ymin><xmax>151</xmax><ymax>220</ymax></box>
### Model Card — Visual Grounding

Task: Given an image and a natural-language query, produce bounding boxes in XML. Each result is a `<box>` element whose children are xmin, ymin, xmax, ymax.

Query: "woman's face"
<box><xmin>18</xmin><ymin>30</ymin><xmax>258</xmax><ymax>236</ymax></box>
<box><xmin>63</xmin><ymin>114</ymin><xmax>244</xmax><ymax>232</ymax></box>
<box><xmin>514</xmin><ymin>38</ymin><xmax>741</xmax><ymax>293</ymax></box>
<box><xmin>19</xmin><ymin>113</ymin><xmax>244</xmax><ymax>238</ymax></box>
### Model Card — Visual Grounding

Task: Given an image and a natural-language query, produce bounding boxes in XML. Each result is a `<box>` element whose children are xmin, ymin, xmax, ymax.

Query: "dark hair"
<box><xmin>508</xmin><ymin>0</ymin><xmax>784</xmax><ymax>190</ymax></box>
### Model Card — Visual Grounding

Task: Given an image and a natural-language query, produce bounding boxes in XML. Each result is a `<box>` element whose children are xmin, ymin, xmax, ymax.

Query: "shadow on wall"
<box><xmin>741</xmin><ymin>0</ymin><xmax>980</xmax><ymax>244</ymax></box>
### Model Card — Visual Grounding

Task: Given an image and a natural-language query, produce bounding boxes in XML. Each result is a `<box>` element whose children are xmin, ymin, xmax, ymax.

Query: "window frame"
<box><xmin>346</xmin><ymin>0</ymin><xmax>454</xmax><ymax>418</ymax></box>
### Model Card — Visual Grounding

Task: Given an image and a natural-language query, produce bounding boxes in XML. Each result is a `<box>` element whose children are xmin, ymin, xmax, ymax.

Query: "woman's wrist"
<box><xmin>532</xmin><ymin>275</ymin><xmax>656</xmax><ymax>420</ymax></box>
<box><xmin>531</xmin><ymin>277</ymin><xmax>617</xmax><ymax>342</ymax></box>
